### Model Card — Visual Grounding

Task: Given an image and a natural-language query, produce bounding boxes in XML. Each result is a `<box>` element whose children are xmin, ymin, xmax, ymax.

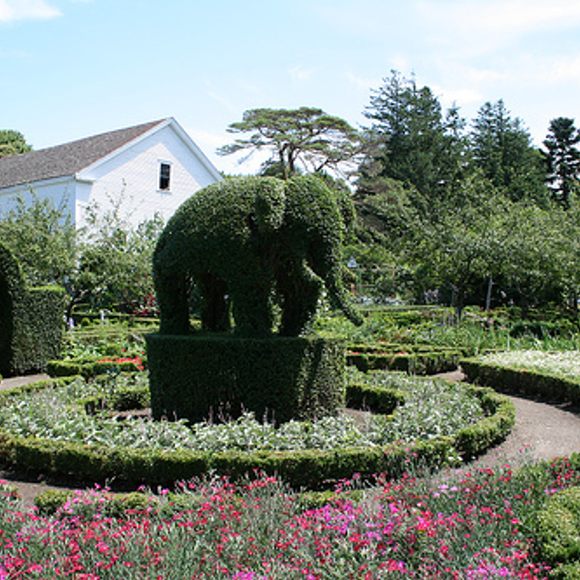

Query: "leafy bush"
<box><xmin>537</xmin><ymin>487</ymin><xmax>580</xmax><ymax>565</ymax></box>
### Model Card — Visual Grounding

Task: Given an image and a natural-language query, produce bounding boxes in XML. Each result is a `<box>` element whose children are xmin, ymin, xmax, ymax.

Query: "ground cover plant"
<box><xmin>476</xmin><ymin>350</ymin><xmax>580</xmax><ymax>381</ymax></box>
<box><xmin>0</xmin><ymin>456</ymin><xmax>578</xmax><ymax>578</ymax></box>
<box><xmin>0</xmin><ymin>372</ymin><xmax>484</xmax><ymax>452</ymax></box>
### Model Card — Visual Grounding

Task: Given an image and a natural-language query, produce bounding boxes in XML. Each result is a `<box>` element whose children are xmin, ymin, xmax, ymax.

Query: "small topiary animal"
<box><xmin>153</xmin><ymin>174</ymin><xmax>362</xmax><ymax>337</ymax></box>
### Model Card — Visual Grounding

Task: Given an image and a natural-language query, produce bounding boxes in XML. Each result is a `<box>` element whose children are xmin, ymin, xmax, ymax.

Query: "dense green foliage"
<box><xmin>154</xmin><ymin>174</ymin><xmax>360</xmax><ymax>336</ymax></box>
<box><xmin>147</xmin><ymin>335</ymin><xmax>345</xmax><ymax>423</ymax></box>
<box><xmin>0</xmin><ymin>243</ymin><xmax>65</xmax><ymax>375</ymax></box>
<box><xmin>536</xmin><ymin>486</ymin><xmax>580</xmax><ymax>566</ymax></box>
<box><xmin>0</xmin><ymin>129</ymin><xmax>31</xmax><ymax>157</ymax></box>
<box><xmin>0</xmin><ymin>195</ymin><xmax>163</xmax><ymax>318</ymax></box>
<box><xmin>344</xmin><ymin>71</ymin><xmax>580</xmax><ymax>312</ymax></box>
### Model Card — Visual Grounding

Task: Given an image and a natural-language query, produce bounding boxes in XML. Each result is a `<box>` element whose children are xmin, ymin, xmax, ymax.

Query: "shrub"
<box><xmin>537</xmin><ymin>486</ymin><xmax>580</xmax><ymax>565</ymax></box>
<box><xmin>0</xmin><ymin>243</ymin><xmax>65</xmax><ymax>375</ymax></box>
<box><xmin>147</xmin><ymin>334</ymin><xmax>346</xmax><ymax>423</ymax></box>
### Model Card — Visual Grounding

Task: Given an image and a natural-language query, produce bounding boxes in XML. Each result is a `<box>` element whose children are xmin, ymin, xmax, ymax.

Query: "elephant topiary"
<box><xmin>153</xmin><ymin>174</ymin><xmax>362</xmax><ymax>337</ymax></box>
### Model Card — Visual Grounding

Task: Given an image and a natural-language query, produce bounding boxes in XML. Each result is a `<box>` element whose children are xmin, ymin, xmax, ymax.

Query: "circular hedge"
<box><xmin>0</xmin><ymin>373</ymin><xmax>515</xmax><ymax>490</ymax></box>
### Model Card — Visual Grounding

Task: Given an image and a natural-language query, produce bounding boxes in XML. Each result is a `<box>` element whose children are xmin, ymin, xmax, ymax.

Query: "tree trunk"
<box><xmin>485</xmin><ymin>276</ymin><xmax>494</xmax><ymax>311</ymax></box>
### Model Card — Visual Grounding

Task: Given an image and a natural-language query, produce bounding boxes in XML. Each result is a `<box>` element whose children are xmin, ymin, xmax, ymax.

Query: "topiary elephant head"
<box><xmin>153</xmin><ymin>174</ymin><xmax>363</xmax><ymax>336</ymax></box>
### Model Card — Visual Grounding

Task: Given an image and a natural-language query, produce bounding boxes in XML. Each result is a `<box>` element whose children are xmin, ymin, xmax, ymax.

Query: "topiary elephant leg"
<box><xmin>230</xmin><ymin>280</ymin><xmax>274</xmax><ymax>337</ymax></box>
<box><xmin>278</xmin><ymin>261</ymin><xmax>323</xmax><ymax>336</ymax></box>
<box><xmin>198</xmin><ymin>273</ymin><xmax>230</xmax><ymax>332</ymax></box>
<box><xmin>155</xmin><ymin>272</ymin><xmax>190</xmax><ymax>335</ymax></box>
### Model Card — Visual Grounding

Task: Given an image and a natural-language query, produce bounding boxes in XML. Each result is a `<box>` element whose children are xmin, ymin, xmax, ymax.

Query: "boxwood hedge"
<box><xmin>0</xmin><ymin>377</ymin><xmax>514</xmax><ymax>490</ymax></box>
<box><xmin>461</xmin><ymin>358</ymin><xmax>580</xmax><ymax>405</ymax></box>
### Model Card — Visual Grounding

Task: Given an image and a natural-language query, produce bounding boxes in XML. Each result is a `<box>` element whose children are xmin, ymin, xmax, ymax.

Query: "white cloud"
<box><xmin>288</xmin><ymin>65</ymin><xmax>315</xmax><ymax>82</ymax></box>
<box><xmin>0</xmin><ymin>0</ymin><xmax>61</xmax><ymax>22</ymax></box>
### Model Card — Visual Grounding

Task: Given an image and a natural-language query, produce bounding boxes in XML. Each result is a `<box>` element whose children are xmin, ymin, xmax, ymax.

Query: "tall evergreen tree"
<box><xmin>543</xmin><ymin>117</ymin><xmax>580</xmax><ymax>209</ymax></box>
<box><xmin>362</xmin><ymin>71</ymin><xmax>467</xmax><ymax>199</ymax></box>
<box><xmin>469</xmin><ymin>100</ymin><xmax>547</xmax><ymax>203</ymax></box>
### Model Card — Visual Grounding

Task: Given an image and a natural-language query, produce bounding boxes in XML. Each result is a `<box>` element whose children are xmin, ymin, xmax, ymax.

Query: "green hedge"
<box><xmin>461</xmin><ymin>359</ymin><xmax>580</xmax><ymax>405</ymax></box>
<box><xmin>536</xmin><ymin>486</ymin><xmax>580</xmax><ymax>567</ymax></box>
<box><xmin>147</xmin><ymin>334</ymin><xmax>346</xmax><ymax>423</ymax></box>
<box><xmin>345</xmin><ymin>382</ymin><xmax>405</xmax><ymax>414</ymax></box>
<box><xmin>0</xmin><ymin>244</ymin><xmax>65</xmax><ymax>376</ymax></box>
<box><xmin>47</xmin><ymin>358</ymin><xmax>144</xmax><ymax>379</ymax></box>
<box><xmin>347</xmin><ymin>351</ymin><xmax>461</xmax><ymax>375</ymax></box>
<box><xmin>0</xmin><ymin>378</ymin><xmax>514</xmax><ymax>490</ymax></box>
<box><xmin>80</xmin><ymin>385</ymin><xmax>150</xmax><ymax>414</ymax></box>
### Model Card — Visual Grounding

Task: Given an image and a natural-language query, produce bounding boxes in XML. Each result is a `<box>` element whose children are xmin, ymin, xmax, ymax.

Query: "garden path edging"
<box><xmin>0</xmin><ymin>371</ymin><xmax>579</xmax><ymax>508</ymax></box>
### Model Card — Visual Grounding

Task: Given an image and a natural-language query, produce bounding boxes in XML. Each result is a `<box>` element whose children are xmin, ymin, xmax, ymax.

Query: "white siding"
<box><xmin>0</xmin><ymin>177</ymin><xmax>77</xmax><ymax>224</ymax></box>
<box><xmin>76</xmin><ymin>124</ymin><xmax>218</xmax><ymax>228</ymax></box>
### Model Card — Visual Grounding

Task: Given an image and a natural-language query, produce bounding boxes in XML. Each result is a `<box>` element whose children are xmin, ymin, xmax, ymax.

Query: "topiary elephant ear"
<box><xmin>0</xmin><ymin>243</ymin><xmax>25</xmax><ymax>365</ymax></box>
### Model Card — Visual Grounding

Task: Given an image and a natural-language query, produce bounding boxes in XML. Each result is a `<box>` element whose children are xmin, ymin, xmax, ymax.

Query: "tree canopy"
<box><xmin>0</xmin><ymin>130</ymin><xmax>32</xmax><ymax>158</ymax></box>
<box><xmin>218</xmin><ymin>107</ymin><xmax>362</xmax><ymax>179</ymax></box>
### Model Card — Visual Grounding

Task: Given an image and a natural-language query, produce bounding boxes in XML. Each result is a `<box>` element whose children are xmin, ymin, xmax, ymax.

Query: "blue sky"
<box><xmin>1</xmin><ymin>0</ymin><xmax>579</xmax><ymax>174</ymax></box>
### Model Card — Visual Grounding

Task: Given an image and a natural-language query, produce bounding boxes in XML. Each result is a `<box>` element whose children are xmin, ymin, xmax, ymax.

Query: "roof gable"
<box><xmin>0</xmin><ymin>119</ymin><xmax>166</xmax><ymax>190</ymax></box>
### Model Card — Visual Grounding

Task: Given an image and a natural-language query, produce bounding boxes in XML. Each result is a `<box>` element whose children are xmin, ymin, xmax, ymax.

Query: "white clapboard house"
<box><xmin>0</xmin><ymin>118</ymin><xmax>221</xmax><ymax>228</ymax></box>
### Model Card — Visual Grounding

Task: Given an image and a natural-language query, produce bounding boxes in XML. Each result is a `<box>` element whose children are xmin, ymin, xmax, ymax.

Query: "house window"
<box><xmin>159</xmin><ymin>162</ymin><xmax>171</xmax><ymax>191</ymax></box>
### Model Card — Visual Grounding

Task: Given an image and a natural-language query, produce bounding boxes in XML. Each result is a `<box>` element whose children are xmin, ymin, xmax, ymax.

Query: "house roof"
<box><xmin>0</xmin><ymin>119</ymin><xmax>167</xmax><ymax>190</ymax></box>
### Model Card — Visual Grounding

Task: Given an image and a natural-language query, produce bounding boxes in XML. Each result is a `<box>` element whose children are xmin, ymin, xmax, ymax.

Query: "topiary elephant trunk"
<box><xmin>153</xmin><ymin>174</ymin><xmax>363</xmax><ymax>337</ymax></box>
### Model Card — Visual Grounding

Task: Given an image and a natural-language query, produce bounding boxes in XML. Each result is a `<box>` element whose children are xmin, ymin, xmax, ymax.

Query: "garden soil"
<box><xmin>0</xmin><ymin>371</ymin><xmax>579</xmax><ymax>509</ymax></box>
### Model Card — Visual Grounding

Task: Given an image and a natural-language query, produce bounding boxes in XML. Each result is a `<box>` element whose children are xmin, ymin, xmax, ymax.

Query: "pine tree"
<box><xmin>362</xmin><ymin>71</ymin><xmax>467</xmax><ymax>198</ymax></box>
<box><xmin>469</xmin><ymin>100</ymin><xmax>547</xmax><ymax>203</ymax></box>
<box><xmin>543</xmin><ymin>117</ymin><xmax>580</xmax><ymax>209</ymax></box>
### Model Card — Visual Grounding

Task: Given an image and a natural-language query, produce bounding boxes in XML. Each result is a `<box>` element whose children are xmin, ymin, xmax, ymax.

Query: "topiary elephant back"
<box><xmin>153</xmin><ymin>174</ymin><xmax>361</xmax><ymax>337</ymax></box>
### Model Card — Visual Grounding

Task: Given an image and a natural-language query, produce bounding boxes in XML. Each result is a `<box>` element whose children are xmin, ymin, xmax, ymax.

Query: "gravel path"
<box><xmin>0</xmin><ymin>371</ymin><xmax>579</xmax><ymax>508</ymax></box>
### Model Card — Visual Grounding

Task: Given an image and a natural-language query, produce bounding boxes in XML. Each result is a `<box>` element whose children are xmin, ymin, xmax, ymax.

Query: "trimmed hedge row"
<box><xmin>47</xmin><ymin>358</ymin><xmax>144</xmax><ymax>379</ymax></box>
<box><xmin>461</xmin><ymin>359</ymin><xmax>580</xmax><ymax>405</ymax></box>
<box><xmin>345</xmin><ymin>382</ymin><xmax>405</xmax><ymax>415</ymax></box>
<box><xmin>147</xmin><ymin>334</ymin><xmax>346</xmax><ymax>423</ymax></box>
<box><xmin>80</xmin><ymin>385</ymin><xmax>151</xmax><ymax>415</ymax></box>
<box><xmin>0</xmin><ymin>243</ymin><xmax>65</xmax><ymax>376</ymax></box>
<box><xmin>347</xmin><ymin>351</ymin><xmax>461</xmax><ymax>375</ymax></box>
<box><xmin>0</xmin><ymin>378</ymin><xmax>514</xmax><ymax>490</ymax></box>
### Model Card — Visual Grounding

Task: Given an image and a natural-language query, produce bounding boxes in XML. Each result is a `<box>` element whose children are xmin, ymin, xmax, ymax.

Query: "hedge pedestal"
<box><xmin>146</xmin><ymin>334</ymin><xmax>345</xmax><ymax>424</ymax></box>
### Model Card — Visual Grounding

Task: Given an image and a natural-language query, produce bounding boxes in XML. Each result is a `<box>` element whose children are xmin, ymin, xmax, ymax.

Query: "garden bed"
<box><xmin>0</xmin><ymin>456</ymin><xmax>578</xmax><ymax>577</ymax></box>
<box><xmin>461</xmin><ymin>350</ymin><xmax>580</xmax><ymax>405</ymax></box>
<box><xmin>0</xmin><ymin>372</ymin><xmax>514</xmax><ymax>490</ymax></box>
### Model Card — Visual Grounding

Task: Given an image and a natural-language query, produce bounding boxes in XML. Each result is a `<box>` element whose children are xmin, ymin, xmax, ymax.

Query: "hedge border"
<box><xmin>47</xmin><ymin>359</ymin><xmax>144</xmax><ymax>379</ymax></box>
<box><xmin>461</xmin><ymin>358</ymin><xmax>580</xmax><ymax>405</ymax></box>
<box><xmin>347</xmin><ymin>351</ymin><xmax>461</xmax><ymax>375</ymax></box>
<box><xmin>0</xmin><ymin>378</ymin><xmax>514</xmax><ymax>490</ymax></box>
